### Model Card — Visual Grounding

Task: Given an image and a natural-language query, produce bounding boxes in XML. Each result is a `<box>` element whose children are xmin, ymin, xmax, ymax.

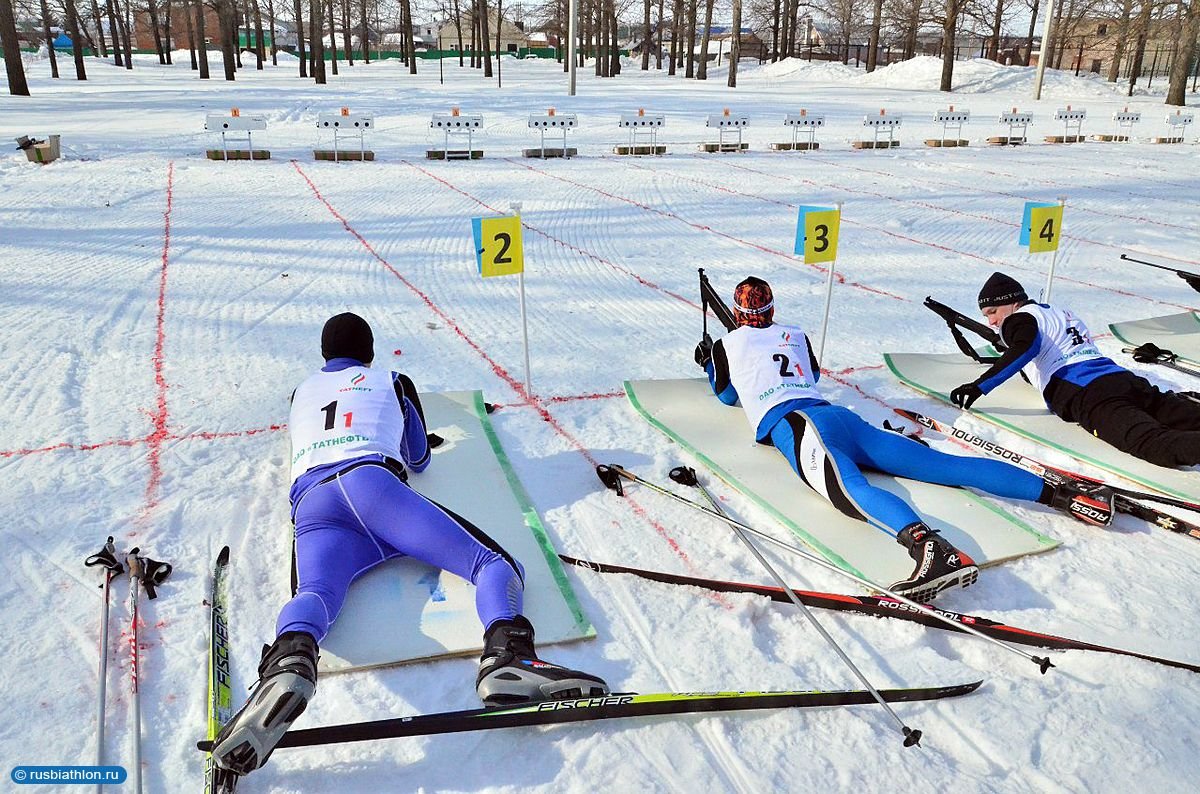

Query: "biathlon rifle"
<box><xmin>923</xmin><ymin>296</ymin><xmax>1005</xmax><ymax>364</ymax></box>
<box><xmin>1119</xmin><ymin>254</ymin><xmax>1200</xmax><ymax>295</ymax></box>
<box><xmin>699</xmin><ymin>269</ymin><xmax>738</xmax><ymax>334</ymax></box>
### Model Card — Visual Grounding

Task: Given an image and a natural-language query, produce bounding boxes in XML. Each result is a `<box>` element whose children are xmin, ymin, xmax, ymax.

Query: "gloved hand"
<box><xmin>694</xmin><ymin>333</ymin><xmax>714</xmax><ymax>370</ymax></box>
<box><xmin>950</xmin><ymin>383</ymin><xmax>983</xmax><ymax>410</ymax></box>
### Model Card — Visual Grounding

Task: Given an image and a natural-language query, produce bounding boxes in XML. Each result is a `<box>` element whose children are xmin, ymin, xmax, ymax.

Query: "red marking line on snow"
<box><xmin>139</xmin><ymin>161</ymin><xmax>176</xmax><ymax>520</ymax></box>
<box><xmin>292</xmin><ymin>161</ymin><xmax>720</xmax><ymax>592</ymax></box>
<box><xmin>0</xmin><ymin>423</ymin><xmax>288</xmax><ymax>461</ymax></box>
<box><xmin>488</xmin><ymin>391</ymin><xmax>626</xmax><ymax>409</ymax></box>
<box><xmin>0</xmin><ymin>437</ymin><xmax>144</xmax><ymax>459</ymax></box>
<box><xmin>829</xmin><ymin>364</ymin><xmax>885</xmax><ymax>376</ymax></box>
<box><xmin>401</xmin><ymin>160</ymin><xmax>695</xmax><ymax>308</ymax></box>
<box><xmin>510</xmin><ymin>158</ymin><xmax>904</xmax><ymax>304</ymax></box>
<box><xmin>665</xmin><ymin>156</ymin><xmax>1195</xmax><ymax>313</ymax></box>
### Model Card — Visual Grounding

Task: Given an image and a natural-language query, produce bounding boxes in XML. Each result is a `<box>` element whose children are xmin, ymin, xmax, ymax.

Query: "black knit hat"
<box><xmin>321</xmin><ymin>312</ymin><xmax>374</xmax><ymax>363</ymax></box>
<box><xmin>977</xmin><ymin>272</ymin><xmax>1028</xmax><ymax>309</ymax></box>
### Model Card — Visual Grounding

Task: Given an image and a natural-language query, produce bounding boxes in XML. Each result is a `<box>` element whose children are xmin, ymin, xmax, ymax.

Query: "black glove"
<box><xmin>694</xmin><ymin>333</ymin><xmax>714</xmax><ymax>370</ymax></box>
<box><xmin>426</xmin><ymin>432</ymin><xmax>445</xmax><ymax>449</ymax></box>
<box><xmin>950</xmin><ymin>383</ymin><xmax>983</xmax><ymax>410</ymax></box>
<box><xmin>1130</xmin><ymin>342</ymin><xmax>1175</xmax><ymax>364</ymax></box>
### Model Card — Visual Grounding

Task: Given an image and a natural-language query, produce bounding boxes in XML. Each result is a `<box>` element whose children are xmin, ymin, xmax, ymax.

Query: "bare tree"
<box><xmin>938</xmin><ymin>0</ymin><xmax>964</xmax><ymax>91</ymax></box>
<box><xmin>728</xmin><ymin>0</ymin><xmax>742</xmax><ymax>84</ymax></box>
<box><xmin>118</xmin><ymin>0</ymin><xmax>132</xmax><ymax>69</ymax></box>
<box><xmin>866</xmin><ymin>0</ymin><xmax>883</xmax><ymax>70</ymax></box>
<box><xmin>1167</xmin><ymin>0</ymin><xmax>1200</xmax><ymax>104</ymax></box>
<box><xmin>195</xmin><ymin>0</ymin><xmax>211</xmax><ymax>77</ymax></box>
<box><xmin>39</xmin><ymin>0</ymin><xmax>61</xmax><ymax>78</ymax></box>
<box><xmin>685</xmin><ymin>0</ymin><xmax>696</xmax><ymax>76</ymax></box>
<box><xmin>62</xmin><ymin>0</ymin><xmax>87</xmax><ymax>77</ymax></box>
<box><xmin>1</xmin><ymin>0</ymin><xmax>30</xmax><ymax>94</ymax></box>
<box><xmin>668</xmin><ymin>0</ymin><xmax>680</xmax><ymax>73</ymax></box>
<box><xmin>216</xmin><ymin>0</ymin><xmax>237</xmax><ymax>78</ymax></box>
<box><xmin>358</xmin><ymin>0</ymin><xmax>368</xmax><ymax>62</ymax></box>
<box><xmin>310</xmin><ymin>0</ymin><xmax>326</xmax><ymax>81</ymax></box>
<box><xmin>294</xmin><ymin>0</ymin><xmax>307</xmax><ymax>75</ymax></box>
<box><xmin>328</xmin><ymin>0</ymin><xmax>339</xmax><ymax>74</ymax></box>
<box><xmin>402</xmin><ymin>0</ymin><xmax>414</xmax><ymax>72</ymax></box>
<box><xmin>89</xmin><ymin>0</ymin><xmax>107</xmax><ymax>56</ymax></box>
<box><xmin>696</xmin><ymin>0</ymin><xmax>713</xmax><ymax>77</ymax></box>
<box><xmin>147</xmin><ymin>0</ymin><xmax>167</xmax><ymax>63</ymax></box>
<box><xmin>253</xmin><ymin>0</ymin><xmax>265</xmax><ymax>67</ymax></box>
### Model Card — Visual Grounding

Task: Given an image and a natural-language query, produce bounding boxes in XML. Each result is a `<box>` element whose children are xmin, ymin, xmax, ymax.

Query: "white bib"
<box><xmin>723</xmin><ymin>324</ymin><xmax>824</xmax><ymax>433</ymax></box>
<box><xmin>289</xmin><ymin>367</ymin><xmax>405</xmax><ymax>483</ymax></box>
<box><xmin>1016</xmin><ymin>304</ymin><xmax>1105</xmax><ymax>393</ymax></box>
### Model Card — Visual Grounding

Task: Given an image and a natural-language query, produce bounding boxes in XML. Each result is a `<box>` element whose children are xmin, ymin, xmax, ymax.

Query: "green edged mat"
<box><xmin>317</xmin><ymin>390</ymin><xmax>593</xmax><ymax>673</ymax></box>
<box><xmin>626</xmin><ymin>378</ymin><xmax>1057</xmax><ymax>584</ymax></box>
<box><xmin>1109</xmin><ymin>311</ymin><xmax>1200</xmax><ymax>368</ymax></box>
<box><xmin>884</xmin><ymin>352</ymin><xmax>1200</xmax><ymax>502</ymax></box>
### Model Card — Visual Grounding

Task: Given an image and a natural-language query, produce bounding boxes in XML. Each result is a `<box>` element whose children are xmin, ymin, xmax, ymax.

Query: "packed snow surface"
<box><xmin>2</xmin><ymin>53</ymin><xmax>1199</xmax><ymax>793</ymax></box>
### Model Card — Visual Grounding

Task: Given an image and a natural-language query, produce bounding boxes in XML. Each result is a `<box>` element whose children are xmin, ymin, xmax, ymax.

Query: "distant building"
<box><xmin>435</xmin><ymin>11</ymin><xmax>528</xmax><ymax>53</ymax></box>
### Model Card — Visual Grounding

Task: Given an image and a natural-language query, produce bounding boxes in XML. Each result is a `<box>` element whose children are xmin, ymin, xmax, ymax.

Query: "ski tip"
<box><xmin>902</xmin><ymin>727</ymin><xmax>923</xmax><ymax>748</ymax></box>
<box><xmin>217</xmin><ymin>546</ymin><xmax>230</xmax><ymax>565</ymax></box>
<box><xmin>1035</xmin><ymin>656</ymin><xmax>1055</xmax><ymax>675</ymax></box>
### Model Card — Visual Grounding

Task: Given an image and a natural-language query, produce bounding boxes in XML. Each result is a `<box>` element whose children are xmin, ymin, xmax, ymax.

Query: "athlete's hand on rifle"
<box><xmin>950</xmin><ymin>383</ymin><xmax>983</xmax><ymax>410</ymax></box>
<box><xmin>694</xmin><ymin>334</ymin><xmax>713</xmax><ymax>370</ymax></box>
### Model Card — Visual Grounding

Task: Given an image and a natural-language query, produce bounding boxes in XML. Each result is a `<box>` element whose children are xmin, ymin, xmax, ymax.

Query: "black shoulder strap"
<box><xmin>923</xmin><ymin>296</ymin><xmax>1004</xmax><ymax>364</ymax></box>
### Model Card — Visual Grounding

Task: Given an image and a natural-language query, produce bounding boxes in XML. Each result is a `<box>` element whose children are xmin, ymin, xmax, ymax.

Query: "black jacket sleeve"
<box><xmin>970</xmin><ymin>311</ymin><xmax>1039</xmax><ymax>394</ymax></box>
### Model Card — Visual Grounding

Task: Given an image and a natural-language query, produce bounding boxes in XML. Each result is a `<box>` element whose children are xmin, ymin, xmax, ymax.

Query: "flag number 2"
<box><xmin>494</xmin><ymin>233</ymin><xmax>513</xmax><ymax>265</ymax></box>
<box><xmin>320</xmin><ymin>400</ymin><xmax>354</xmax><ymax>430</ymax></box>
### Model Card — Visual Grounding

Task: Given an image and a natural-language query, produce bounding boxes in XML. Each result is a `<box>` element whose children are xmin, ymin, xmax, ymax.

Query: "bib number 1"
<box><xmin>320</xmin><ymin>400</ymin><xmax>353</xmax><ymax>430</ymax></box>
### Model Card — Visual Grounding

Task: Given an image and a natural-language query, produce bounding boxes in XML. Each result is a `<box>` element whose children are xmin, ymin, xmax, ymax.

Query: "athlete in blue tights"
<box><xmin>695</xmin><ymin>278</ymin><xmax>1103</xmax><ymax>602</ymax></box>
<box><xmin>212</xmin><ymin>313</ymin><xmax>608</xmax><ymax>776</ymax></box>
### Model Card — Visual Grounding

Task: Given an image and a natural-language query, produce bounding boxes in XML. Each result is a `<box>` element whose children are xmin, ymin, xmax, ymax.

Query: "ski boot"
<box><xmin>211</xmin><ymin>631</ymin><xmax>318</xmax><ymax>775</ymax></box>
<box><xmin>477</xmin><ymin>615</ymin><xmax>610</xmax><ymax>706</ymax></box>
<box><xmin>889</xmin><ymin>523</ymin><xmax>979</xmax><ymax>603</ymax></box>
<box><xmin>1041</xmin><ymin>472</ymin><xmax>1115</xmax><ymax>527</ymax></box>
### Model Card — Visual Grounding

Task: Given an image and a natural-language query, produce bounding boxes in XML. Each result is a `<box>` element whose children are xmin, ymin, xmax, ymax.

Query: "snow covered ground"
<box><xmin>2</xmin><ymin>52</ymin><xmax>1199</xmax><ymax>793</ymax></box>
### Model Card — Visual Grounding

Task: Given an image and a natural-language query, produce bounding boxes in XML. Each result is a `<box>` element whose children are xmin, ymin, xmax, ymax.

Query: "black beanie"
<box><xmin>321</xmin><ymin>312</ymin><xmax>374</xmax><ymax>363</ymax></box>
<box><xmin>977</xmin><ymin>272</ymin><xmax>1028</xmax><ymax>309</ymax></box>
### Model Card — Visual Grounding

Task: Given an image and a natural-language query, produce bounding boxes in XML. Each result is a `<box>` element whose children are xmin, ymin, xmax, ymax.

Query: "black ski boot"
<box><xmin>889</xmin><ymin>523</ymin><xmax>979</xmax><ymax>603</ymax></box>
<box><xmin>1040</xmin><ymin>473</ymin><xmax>1115</xmax><ymax>527</ymax></box>
<box><xmin>476</xmin><ymin>615</ymin><xmax>610</xmax><ymax>706</ymax></box>
<box><xmin>211</xmin><ymin>631</ymin><xmax>318</xmax><ymax>775</ymax></box>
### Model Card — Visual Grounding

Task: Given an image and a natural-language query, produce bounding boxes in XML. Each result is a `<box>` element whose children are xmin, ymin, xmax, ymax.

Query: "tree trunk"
<box><xmin>357</xmin><ymin>0</ymin><xmax>367</xmax><ymax>62</ymax></box>
<box><xmin>1107</xmin><ymin>0</ymin><xmax>1133</xmax><ymax>81</ymax></box>
<box><xmin>1</xmin><ymin>0</ymin><xmax>31</xmax><ymax>94</ymax></box>
<box><xmin>185</xmin><ymin>0</ymin><xmax>196</xmax><ymax>68</ymax></box>
<box><xmin>668</xmin><ymin>0</ymin><xmax>680</xmax><ymax>73</ymax></box>
<box><xmin>696</xmin><ymin>0</ymin><xmax>713</xmax><ymax>79</ymax></box>
<box><xmin>453</xmin><ymin>0</ymin><xmax>463</xmax><ymax>66</ymax></box>
<box><xmin>774</xmin><ymin>0</ymin><xmax>783</xmax><ymax>60</ymax></box>
<box><xmin>254</xmin><ymin>0</ymin><xmax>265</xmax><ymax>67</ymax></box>
<box><xmin>480</xmin><ymin>0</ymin><xmax>492</xmax><ymax>76</ymax></box>
<box><xmin>640</xmin><ymin>0</ymin><xmax>650</xmax><ymax>69</ymax></box>
<box><xmin>64</xmin><ymin>0</ymin><xmax>88</xmax><ymax>78</ymax></box>
<box><xmin>217</xmin><ymin>0</ymin><xmax>236</xmax><ymax>78</ymax></box>
<box><xmin>1022</xmin><ymin>0</ymin><xmax>1038</xmax><ymax>66</ymax></box>
<box><xmin>988</xmin><ymin>0</ymin><xmax>1004</xmax><ymax>61</ymax></box>
<box><xmin>595</xmin><ymin>2</ymin><xmax>604</xmax><ymax>75</ymax></box>
<box><xmin>163</xmin><ymin>0</ymin><xmax>173</xmax><ymax>64</ymax></box>
<box><xmin>105</xmin><ymin>0</ymin><xmax>122</xmax><ymax>65</ymax></box>
<box><xmin>403</xmin><ymin>0</ymin><xmax>415</xmax><ymax>73</ymax></box>
<box><xmin>39</xmin><ymin>0</ymin><xmax>60</xmax><ymax>78</ymax></box>
<box><xmin>90</xmin><ymin>0</ymin><xmax>107</xmax><ymax>57</ymax></box>
<box><xmin>940</xmin><ymin>0</ymin><xmax>959</xmax><ymax>91</ymax></box>
<box><xmin>195</xmin><ymin>0</ymin><xmax>210</xmax><ymax>77</ymax></box>
<box><xmin>1166</xmin><ymin>3</ymin><xmax>1200</xmax><ymax>105</ymax></box>
<box><xmin>655</xmin><ymin>0</ymin><xmax>663</xmax><ymax>67</ymax></box>
<box><xmin>293</xmin><ymin>0</ymin><xmax>306</xmax><ymax>76</ymax></box>
<box><xmin>727</xmin><ymin>0</ymin><xmax>741</xmax><ymax>86</ymax></box>
<box><xmin>866</xmin><ymin>0</ymin><xmax>883</xmax><ymax>71</ymax></box>
<box><xmin>232</xmin><ymin>0</ymin><xmax>242</xmax><ymax>68</ymax></box>
<box><xmin>610</xmin><ymin>0</ymin><xmax>619</xmax><ymax>74</ymax></box>
<box><xmin>327</xmin><ymin>0</ymin><xmax>338</xmax><ymax>75</ymax></box>
<box><xmin>147</xmin><ymin>0</ymin><xmax>166</xmax><ymax>64</ymax></box>
<box><xmin>685</xmin><ymin>0</ymin><xmax>697</xmax><ymax>77</ymax></box>
<box><xmin>340</xmin><ymin>0</ymin><xmax>350</xmax><ymax>64</ymax></box>
<box><xmin>119</xmin><ymin>0</ymin><xmax>132</xmax><ymax>69</ymax></box>
<box><xmin>310</xmin><ymin>0</ymin><xmax>325</xmax><ymax>82</ymax></box>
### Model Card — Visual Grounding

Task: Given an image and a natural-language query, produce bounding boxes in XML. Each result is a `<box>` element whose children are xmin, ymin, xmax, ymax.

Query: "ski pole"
<box><xmin>124</xmin><ymin>549</ymin><xmax>171</xmax><ymax>794</ymax></box>
<box><xmin>595</xmin><ymin>463</ymin><xmax>1054</xmax><ymax>674</ymax></box>
<box><xmin>668</xmin><ymin>465</ymin><xmax>923</xmax><ymax>748</ymax></box>
<box><xmin>84</xmin><ymin>538</ymin><xmax>124</xmax><ymax>794</ymax></box>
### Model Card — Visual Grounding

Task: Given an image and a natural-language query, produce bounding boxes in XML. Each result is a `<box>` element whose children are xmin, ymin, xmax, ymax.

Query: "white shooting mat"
<box><xmin>317</xmin><ymin>390</ymin><xmax>593</xmax><ymax>673</ymax></box>
<box><xmin>625</xmin><ymin>379</ymin><xmax>1057</xmax><ymax>584</ymax></box>
<box><xmin>884</xmin><ymin>352</ymin><xmax>1200</xmax><ymax>502</ymax></box>
<box><xmin>1109</xmin><ymin>312</ymin><xmax>1200</xmax><ymax>368</ymax></box>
